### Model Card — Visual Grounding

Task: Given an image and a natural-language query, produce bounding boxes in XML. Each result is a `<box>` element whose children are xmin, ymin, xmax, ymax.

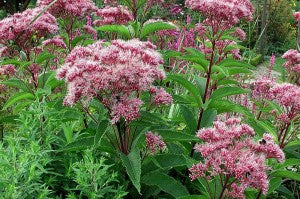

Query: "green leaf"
<box><xmin>120</xmin><ymin>148</ymin><xmax>141</xmax><ymax>193</ymax></box>
<box><xmin>137</xmin><ymin>0</ymin><xmax>147</xmax><ymax>8</ymax></box>
<box><xmin>142</xmin><ymin>171</ymin><xmax>189</xmax><ymax>197</ymax></box>
<box><xmin>285</xmin><ymin>140</ymin><xmax>300</xmax><ymax>148</ymax></box>
<box><xmin>267</xmin><ymin>177</ymin><xmax>282</xmax><ymax>195</ymax></box>
<box><xmin>208</xmin><ymin>100</ymin><xmax>252</xmax><ymax>117</ymax></box>
<box><xmin>141</xmin><ymin>21</ymin><xmax>177</xmax><ymax>39</ymax></box>
<box><xmin>3</xmin><ymin>92</ymin><xmax>35</xmax><ymax>110</ymax></box>
<box><xmin>94</xmin><ymin>120</ymin><xmax>110</xmax><ymax>146</ymax></box>
<box><xmin>0</xmin><ymin>59</ymin><xmax>22</xmax><ymax>66</ymax></box>
<box><xmin>155</xmin><ymin>129</ymin><xmax>198</xmax><ymax>142</ymax></box>
<box><xmin>36</xmin><ymin>51</ymin><xmax>55</xmax><ymax>64</ymax></box>
<box><xmin>62</xmin><ymin>136</ymin><xmax>94</xmax><ymax>151</ymax></box>
<box><xmin>179</xmin><ymin>55</ymin><xmax>209</xmax><ymax>71</ymax></box>
<box><xmin>257</xmin><ymin>121</ymin><xmax>277</xmax><ymax>140</ymax></box>
<box><xmin>167</xmin><ymin>74</ymin><xmax>202</xmax><ymax>108</ymax></box>
<box><xmin>180</xmin><ymin>105</ymin><xmax>197</xmax><ymax>133</ymax></box>
<box><xmin>219</xmin><ymin>58</ymin><xmax>255</xmax><ymax>70</ymax></box>
<box><xmin>227</xmin><ymin>67</ymin><xmax>252</xmax><ymax>75</ymax></box>
<box><xmin>0</xmin><ymin>115</ymin><xmax>18</xmax><ymax>124</ymax></box>
<box><xmin>277</xmin><ymin>158</ymin><xmax>300</xmax><ymax>169</ymax></box>
<box><xmin>1</xmin><ymin>78</ymin><xmax>30</xmax><ymax>92</ymax></box>
<box><xmin>96</xmin><ymin>25</ymin><xmax>131</xmax><ymax>39</ymax></box>
<box><xmin>210</xmin><ymin>87</ymin><xmax>248</xmax><ymax>101</ymax></box>
<box><xmin>272</xmin><ymin>170</ymin><xmax>300</xmax><ymax>182</ymax></box>
<box><xmin>71</xmin><ymin>35</ymin><xmax>87</xmax><ymax>48</ymax></box>
<box><xmin>224</xmin><ymin>44</ymin><xmax>247</xmax><ymax>53</ymax></box>
<box><xmin>177</xmin><ymin>196</ymin><xmax>209</xmax><ymax>199</ymax></box>
<box><xmin>200</xmin><ymin>109</ymin><xmax>217</xmax><ymax>128</ymax></box>
<box><xmin>152</xmin><ymin>154</ymin><xmax>187</xmax><ymax>169</ymax></box>
<box><xmin>217</xmin><ymin>79</ymin><xmax>239</xmax><ymax>86</ymax></box>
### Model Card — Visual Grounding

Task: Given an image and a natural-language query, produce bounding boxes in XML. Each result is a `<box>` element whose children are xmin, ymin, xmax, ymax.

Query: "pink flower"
<box><xmin>111</xmin><ymin>97</ymin><xmax>143</xmax><ymax>123</ymax></box>
<box><xmin>189</xmin><ymin>118</ymin><xmax>284</xmax><ymax>198</ymax></box>
<box><xmin>282</xmin><ymin>49</ymin><xmax>300</xmax><ymax>75</ymax></box>
<box><xmin>146</xmin><ymin>131</ymin><xmax>166</xmax><ymax>153</ymax></box>
<box><xmin>57</xmin><ymin>39</ymin><xmax>167</xmax><ymax>123</ymax></box>
<box><xmin>0</xmin><ymin>64</ymin><xmax>16</xmax><ymax>76</ymax></box>
<box><xmin>232</xmin><ymin>27</ymin><xmax>246</xmax><ymax>41</ymax></box>
<box><xmin>152</xmin><ymin>87</ymin><xmax>173</xmax><ymax>106</ymax></box>
<box><xmin>185</xmin><ymin>0</ymin><xmax>254</xmax><ymax>31</ymax></box>
<box><xmin>83</xmin><ymin>25</ymin><xmax>97</xmax><ymax>40</ymax></box>
<box><xmin>94</xmin><ymin>6</ymin><xmax>133</xmax><ymax>26</ymax></box>
<box><xmin>37</xmin><ymin>0</ymin><xmax>97</xmax><ymax>17</ymax></box>
<box><xmin>0</xmin><ymin>7</ymin><xmax>58</xmax><ymax>49</ymax></box>
<box><xmin>43</xmin><ymin>36</ymin><xmax>67</xmax><ymax>49</ymax></box>
<box><xmin>294</xmin><ymin>12</ymin><xmax>300</xmax><ymax>23</ymax></box>
<box><xmin>195</xmin><ymin>23</ymin><xmax>206</xmax><ymax>37</ymax></box>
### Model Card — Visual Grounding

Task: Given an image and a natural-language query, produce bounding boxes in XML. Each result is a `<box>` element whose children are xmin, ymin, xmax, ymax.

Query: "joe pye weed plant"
<box><xmin>0</xmin><ymin>0</ymin><xmax>299</xmax><ymax>198</ymax></box>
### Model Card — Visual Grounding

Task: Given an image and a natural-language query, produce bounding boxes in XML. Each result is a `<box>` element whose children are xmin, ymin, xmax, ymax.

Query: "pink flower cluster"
<box><xmin>232</xmin><ymin>27</ymin><xmax>247</xmax><ymax>41</ymax></box>
<box><xmin>42</xmin><ymin>36</ymin><xmax>66</xmax><ymax>49</ymax></box>
<box><xmin>269</xmin><ymin>83</ymin><xmax>300</xmax><ymax>122</ymax></box>
<box><xmin>282</xmin><ymin>49</ymin><xmax>300</xmax><ymax>75</ymax></box>
<box><xmin>294</xmin><ymin>12</ymin><xmax>300</xmax><ymax>23</ymax></box>
<box><xmin>57</xmin><ymin>39</ymin><xmax>169</xmax><ymax>123</ymax></box>
<box><xmin>0</xmin><ymin>7</ymin><xmax>58</xmax><ymax>51</ymax></box>
<box><xmin>0</xmin><ymin>64</ymin><xmax>16</xmax><ymax>76</ymax></box>
<box><xmin>146</xmin><ymin>131</ymin><xmax>166</xmax><ymax>153</ymax></box>
<box><xmin>150</xmin><ymin>87</ymin><xmax>173</xmax><ymax>106</ymax></box>
<box><xmin>185</xmin><ymin>0</ymin><xmax>254</xmax><ymax>31</ymax></box>
<box><xmin>94</xmin><ymin>6</ymin><xmax>133</xmax><ymax>26</ymax></box>
<box><xmin>37</xmin><ymin>0</ymin><xmax>97</xmax><ymax>17</ymax></box>
<box><xmin>189</xmin><ymin>118</ymin><xmax>285</xmax><ymax>198</ymax></box>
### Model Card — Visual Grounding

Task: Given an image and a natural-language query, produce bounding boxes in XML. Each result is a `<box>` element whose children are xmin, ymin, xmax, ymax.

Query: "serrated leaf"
<box><xmin>155</xmin><ymin>129</ymin><xmax>198</xmax><ymax>142</ymax></box>
<box><xmin>267</xmin><ymin>177</ymin><xmax>282</xmax><ymax>195</ymax></box>
<box><xmin>200</xmin><ymin>109</ymin><xmax>217</xmax><ymax>128</ymax></box>
<box><xmin>3</xmin><ymin>92</ymin><xmax>35</xmax><ymax>110</ymax></box>
<box><xmin>120</xmin><ymin>148</ymin><xmax>141</xmax><ymax>193</ymax></box>
<box><xmin>94</xmin><ymin>120</ymin><xmax>110</xmax><ymax>146</ymax></box>
<box><xmin>208</xmin><ymin>99</ymin><xmax>252</xmax><ymax>117</ymax></box>
<box><xmin>219</xmin><ymin>58</ymin><xmax>255</xmax><ymax>69</ymax></box>
<box><xmin>177</xmin><ymin>195</ymin><xmax>209</xmax><ymax>199</ymax></box>
<box><xmin>96</xmin><ymin>25</ymin><xmax>131</xmax><ymax>39</ymax></box>
<box><xmin>141</xmin><ymin>21</ymin><xmax>177</xmax><ymax>39</ymax></box>
<box><xmin>62</xmin><ymin>136</ymin><xmax>94</xmax><ymax>151</ymax></box>
<box><xmin>210</xmin><ymin>86</ymin><xmax>248</xmax><ymax>100</ymax></box>
<box><xmin>167</xmin><ymin>75</ymin><xmax>202</xmax><ymax>108</ymax></box>
<box><xmin>152</xmin><ymin>154</ymin><xmax>187</xmax><ymax>169</ymax></box>
<box><xmin>71</xmin><ymin>35</ymin><xmax>87</xmax><ymax>48</ymax></box>
<box><xmin>277</xmin><ymin>158</ymin><xmax>300</xmax><ymax>169</ymax></box>
<box><xmin>142</xmin><ymin>171</ymin><xmax>189</xmax><ymax>197</ymax></box>
<box><xmin>180</xmin><ymin>105</ymin><xmax>197</xmax><ymax>133</ymax></box>
<box><xmin>36</xmin><ymin>51</ymin><xmax>55</xmax><ymax>64</ymax></box>
<box><xmin>1</xmin><ymin>78</ymin><xmax>30</xmax><ymax>92</ymax></box>
<box><xmin>272</xmin><ymin>170</ymin><xmax>300</xmax><ymax>182</ymax></box>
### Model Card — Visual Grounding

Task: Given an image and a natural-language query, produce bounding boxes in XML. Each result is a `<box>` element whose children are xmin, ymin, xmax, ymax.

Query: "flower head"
<box><xmin>37</xmin><ymin>0</ymin><xmax>97</xmax><ymax>17</ymax></box>
<box><xmin>146</xmin><ymin>131</ymin><xmax>166</xmax><ymax>153</ymax></box>
<box><xmin>57</xmin><ymin>39</ymin><xmax>167</xmax><ymax>123</ymax></box>
<box><xmin>94</xmin><ymin>6</ymin><xmax>133</xmax><ymax>26</ymax></box>
<box><xmin>190</xmin><ymin>118</ymin><xmax>284</xmax><ymax>198</ymax></box>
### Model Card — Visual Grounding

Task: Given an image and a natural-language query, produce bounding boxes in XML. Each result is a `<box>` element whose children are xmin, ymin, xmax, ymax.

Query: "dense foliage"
<box><xmin>0</xmin><ymin>0</ymin><xmax>299</xmax><ymax>198</ymax></box>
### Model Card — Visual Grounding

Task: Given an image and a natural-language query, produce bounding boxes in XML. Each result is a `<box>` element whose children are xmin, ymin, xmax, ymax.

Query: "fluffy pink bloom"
<box><xmin>232</xmin><ymin>27</ymin><xmax>246</xmax><ymax>41</ymax></box>
<box><xmin>170</xmin><ymin>4</ymin><xmax>183</xmax><ymax>15</ymax></box>
<box><xmin>152</xmin><ymin>87</ymin><xmax>173</xmax><ymax>106</ymax></box>
<box><xmin>42</xmin><ymin>36</ymin><xmax>67</xmax><ymax>49</ymax></box>
<box><xmin>195</xmin><ymin>23</ymin><xmax>206</xmax><ymax>37</ymax></box>
<box><xmin>282</xmin><ymin>49</ymin><xmax>300</xmax><ymax>75</ymax></box>
<box><xmin>185</xmin><ymin>0</ymin><xmax>254</xmax><ymax>32</ymax></box>
<box><xmin>294</xmin><ymin>12</ymin><xmax>300</xmax><ymax>23</ymax></box>
<box><xmin>251</xmin><ymin>77</ymin><xmax>275</xmax><ymax>100</ymax></box>
<box><xmin>57</xmin><ymin>39</ymin><xmax>167</xmax><ymax>123</ymax></box>
<box><xmin>111</xmin><ymin>97</ymin><xmax>143</xmax><ymax>123</ymax></box>
<box><xmin>94</xmin><ymin>6</ymin><xmax>133</xmax><ymax>26</ymax></box>
<box><xmin>83</xmin><ymin>25</ymin><xmax>97</xmax><ymax>40</ymax></box>
<box><xmin>37</xmin><ymin>0</ymin><xmax>97</xmax><ymax>17</ymax></box>
<box><xmin>0</xmin><ymin>64</ymin><xmax>16</xmax><ymax>76</ymax></box>
<box><xmin>146</xmin><ymin>131</ymin><xmax>166</xmax><ymax>153</ymax></box>
<box><xmin>104</xmin><ymin>0</ymin><xmax>118</xmax><ymax>6</ymax></box>
<box><xmin>0</xmin><ymin>7</ymin><xmax>58</xmax><ymax>49</ymax></box>
<box><xmin>190</xmin><ymin>118</ymin><xmax>284</xmax><ymax>198</ymax></box>
<box><xmin>269</xmin><ymin>83</ymin><xmax>300</xmax><ymax>120</ymax></box>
